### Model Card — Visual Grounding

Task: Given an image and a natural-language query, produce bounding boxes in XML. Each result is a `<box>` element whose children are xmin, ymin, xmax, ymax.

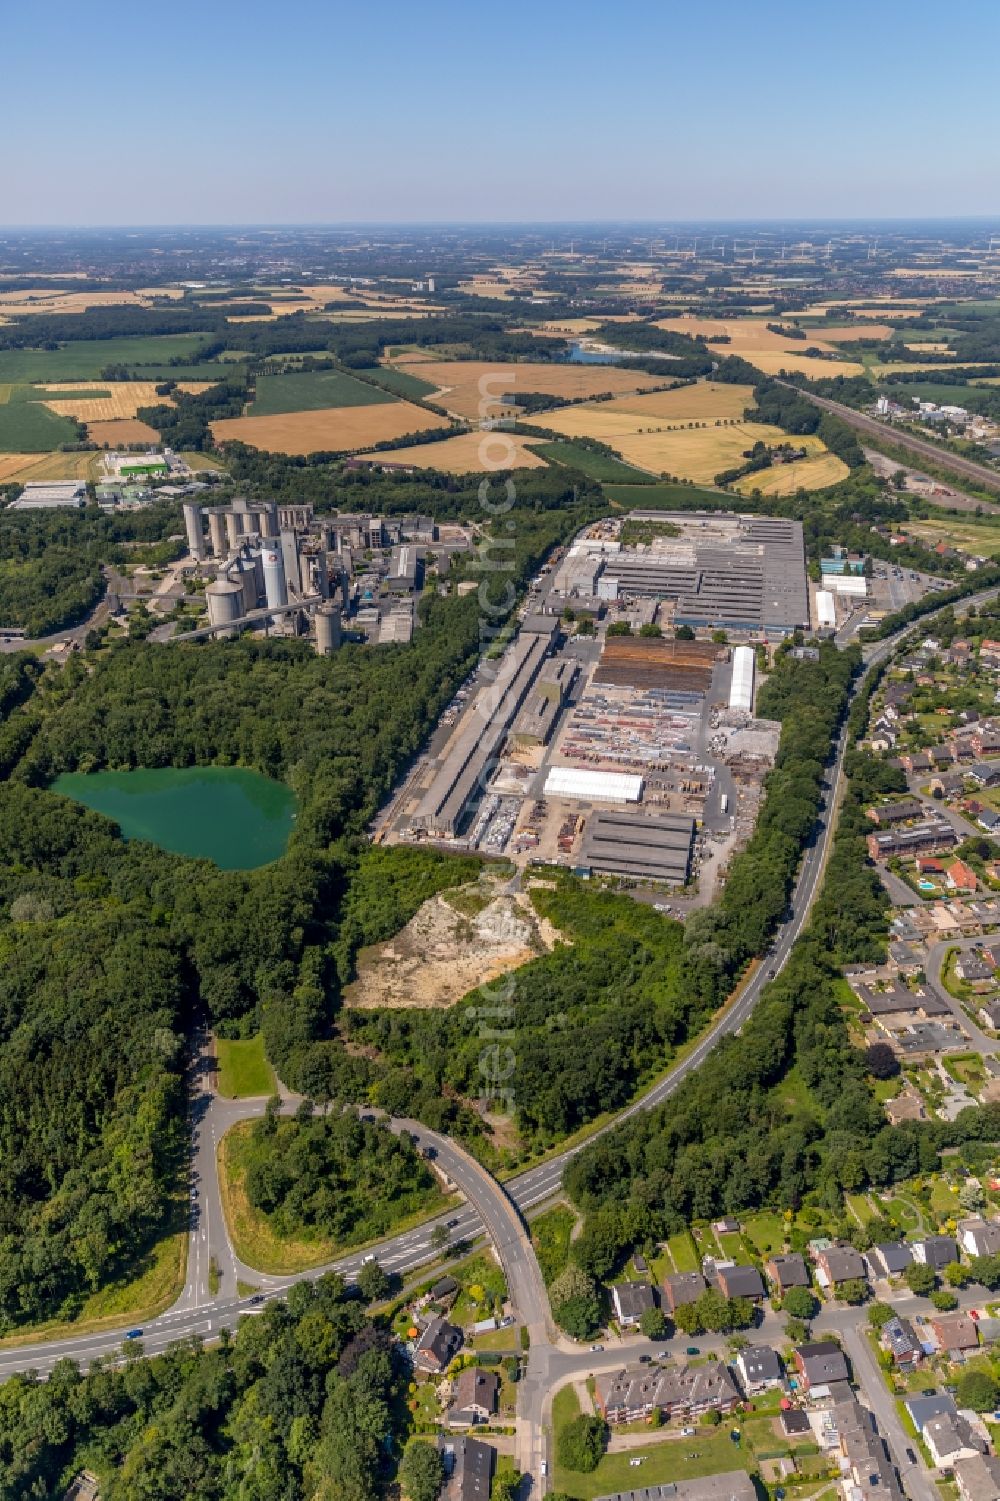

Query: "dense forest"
<box><xmin>0</xmin><ymin>1274</ymin><xmax>408</xmax><ymax>1500</ymax></box>
<box><xmin>0</xmin><ymin>504</ymin><xmax>185</xmax><ymax>637</ymax></box>
<box><xmin>0</xmin><ymin>474</ymin><xmax>598</xmax><ymax>1328</ymax></box>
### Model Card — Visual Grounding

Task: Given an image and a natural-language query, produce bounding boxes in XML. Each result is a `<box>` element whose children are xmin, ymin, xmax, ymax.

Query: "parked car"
<box><xmin>685</xmin><ymin>1345</ymin><xmax>700</xmax><ymax>1356</ymax></box>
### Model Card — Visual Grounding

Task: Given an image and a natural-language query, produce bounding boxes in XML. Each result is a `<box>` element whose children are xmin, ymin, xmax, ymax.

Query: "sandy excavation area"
<box><xmin>345</xmin><ymin>887</ymin><xmax>561</xmax><ymax>1010</ymax></box>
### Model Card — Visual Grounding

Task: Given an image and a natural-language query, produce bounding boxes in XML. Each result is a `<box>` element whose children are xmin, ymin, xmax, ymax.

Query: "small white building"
<box><xmin>728</xmin><ymin>646</ymin><xmax>755</xmax><ymax>714</ymax></box>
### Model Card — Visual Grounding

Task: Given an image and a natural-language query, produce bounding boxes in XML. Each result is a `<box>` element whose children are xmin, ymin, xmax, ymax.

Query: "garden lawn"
<box><xmin>215</xmin><ymin>1034</ymin><xmax>276</xmax><ymax>1098</ymax></box>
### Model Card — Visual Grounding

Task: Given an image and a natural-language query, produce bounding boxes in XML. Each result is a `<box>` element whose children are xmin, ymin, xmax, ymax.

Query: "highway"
<box><xmin>787</xmin><ymin>382</ymin><xmax>1000</xmax><ymax>496</ymax></box>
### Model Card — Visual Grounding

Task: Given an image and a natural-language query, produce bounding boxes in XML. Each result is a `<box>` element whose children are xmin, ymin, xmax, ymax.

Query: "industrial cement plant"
<box><xmin>169</xmin><ymin>499</ymin><xmax>470</xmax><ymax>654</ymax></box>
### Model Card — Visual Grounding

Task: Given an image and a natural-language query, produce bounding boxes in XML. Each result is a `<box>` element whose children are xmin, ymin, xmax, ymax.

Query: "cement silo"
<box><xmin>315</xmin><ymin>603</ymin><xmax>341</xmax><ymax>656</ymax></box>
<box><xmin>205</xmin><ymin>578</ymin><xmax>244</xmax><ymax>639</ymax></box>
<box><xmin>279</xmin><ymin>529</ymin><xmax>301</xmax><ymax>594</ymax></box>
<box><xmin>183</xmin><ymin>502</ymin><xmax>205</xmax><ymax>561</ymax></box>
<box><xmin>262</xmin><ymin>545</ymin><xmax>288</xmax><ymax>609</ymax></box>
<box><xmin>208</xmin><ymin>511</ymin><xmax>227</xmax><ymax>558</ymax></box>
<box><xmin>259</xmin><ymin>502</ymin><xmax>279</xmax><ymax>539</ymax></box>
<box><xmin>225</xmin><ymin>511</ymin><xmax>241</xmax><ymax>551</ymax></box>
<box><xmin>228</xmin><ymin>557</ymin><xmax>258</xmax><ymax>617</ymax></box>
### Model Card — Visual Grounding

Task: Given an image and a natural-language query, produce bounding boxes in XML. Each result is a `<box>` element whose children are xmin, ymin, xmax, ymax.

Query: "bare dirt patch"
<box><xmin>345</xmin><ymin>888</ymin><xmax>561</xmax><ymax>1010</ymax></box>
<box><xmin>87</xmin><ymin>418</ymin><xmax>162</xmax><ymax>446</ymax></box>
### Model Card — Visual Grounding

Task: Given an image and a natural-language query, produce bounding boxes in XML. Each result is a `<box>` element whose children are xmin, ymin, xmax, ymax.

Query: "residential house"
<box><xmin>913</xmin><ymin>1234</ymin><xmax>959</xmax><ymax>1270</ymax></box>
<box><xmin>957</xmin><ymin>951</ymin><xmax>993</xmax><ymax>982</ymax></box>
<box><xmin>958</xmin><ymin>1218</ymin><xmax>1000</xmax><ymax>1258</ymax></box>
<box><xmin>905</xmin><ymin>1393</ymin><xmax>959</xmax><ymax>1433</ymax></box>
<box><xmin>836</xmin><ymin>1397</ymin><xmax>906</xmax><ymax>1501</ymax></box>
<box><xmin>978</xmin><ymin>640</ymin><xmax>1000</xmax><ymax>665</ymax></box>
<box><xmin>968</xmin><ymin>763</ymin><xmax>1000</xmax><ymax>789</ymax></box>
<box><xmin>931</xmin><ymin>1313</ymin><xmax>980</xmax><ymax>1358</ymax></box>
<box><xmin>781</xmin><ymin>1408</ymin><xmax>812</xmax><ymax>1438</ymax></box>
<box><xmin>866</xmin><ymin>1242</ymin><xmax>914</xmax><ymax>1279</ymax></box>
<box><xmin>866</xmin><ymin>799</ymin><xmax>924</xmax><ymax>825</ymax></box>
<box><xmin>610</xmin><ymin>1281</ymin><xmax>656</xmax><ymax>1328</ymax></box>
<box><xmin>930</xmin><ymin>773</ymin><xmax>966</xmax><ymax>797</ymax></box>
<box><xmin>924</xmin><ymin>1411</ymin><xmax>989</xmax><ymax>1469</ymax></box>
<box><xmin>414</xmin><ymin>1317</ymin><xmax>463</xmax><ymax>1373</ymax></box>
<box><xmin>715</xmin><ymin>1264</ymin><xmax>765</xmax><ymax>1302</ymax></box>
<box><xmin>917</xmin><ymin>856</ymin><xmax>947</xmax><ymax>875</ymax></box>
<box><xmin>734</xmin><ymin>1345</ymin><xmax>783</xmax><ymax>1395</ymax></box>
<box><xmin>593</xmin><ymin>1361</ymin><xmax>740</xmax><ymax>1425</ymax></box>
<box><xmin>881</xmin><ymin>1315</ymin><xmax>923</xmax><ymax>1368</ymax></box>
<box><xmin>955</xmin><ymin>1453</ymin><xmax>1000</xmax><ymax>1501</ymax></box>
<box><xmin>948</xmin><ymin>859</ymin><xmax>980</xmax><ymax>893</ymax></box>
<box><xmin>713</xmin><ymin>1216</ymin><xmax>740</xmax><ymax>1235</ymax></box>
<box><xmin>866</xmin><ymin>819</ymin><xmax>958</xmax><ymax>862</ymax></box>
<box><xmin>793</xmin><ymin>1341</ymin><xmax>850</xmax><ymax>1395</ymax></box>
<box><xmin>979</xmin><ymin>998</ymin><xmax>1000</xmax><ymax>1030</ymax></box>
<box><xmin>437</xmin><ymin>1435</ymin><xmax>494</xmax><ymax>1501</ymax></box>
<box><xmin>889</xmin><ymin>941</ymin><xmax>924</xmax><ymax>974</ymax></box>
<box><xmin>766</xmin><ymin>1253</ymin><xmax>809</xmax><ymax>1292</ymax></box>
<box><xmin>815</xmin><ymin>1244</ymin><xmax>867</xmax><ymax>1290</ymax></box>
<box><xmin>430</xmin><ymin>1276</ymin><xmax>459</xmax><ymax>1304</ymax></box>
<box><xmin>447</xmin><ymin>1368</ymin><xmax>499</xmax><ymax>1427</ymax></box>
<box><xmin>978</xmin><ymin>810</ymin><xmax>1000</xmax><ymax>834</ymax></box>
<box><xmin>663</xmin><ymin>1272</ymin><xmax>707</xmax><ymax>1312</ymax></box>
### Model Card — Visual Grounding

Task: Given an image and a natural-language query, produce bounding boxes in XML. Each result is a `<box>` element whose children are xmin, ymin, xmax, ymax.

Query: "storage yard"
<box><xmin>383</xmin><ymin>515</ymin><xmax>784</xmax><ymax>900</ymax></box>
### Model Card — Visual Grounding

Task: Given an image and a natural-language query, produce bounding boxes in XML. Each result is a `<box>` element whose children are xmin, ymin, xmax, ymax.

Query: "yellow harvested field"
<box><xmin>357</xmin><ymin>430</ymin><xmax>547</xmax><ymax>474</ymax></box>
<box><xmin>871</xmin><ymin>361</ymin><xmax>994</xmax><ymax>377</ymax></box>
<box><xmin>904</xmin><ymin>342</ymin><xmax>953</xmax><ymax>354</ymax></box>
<box><xmin>652</xmin><ymin>316</ymin><xmax>865</xmax><ymax>378</ymax></box>
<box><xmin>581</xmin><ymin>381</ymin><xmax>754</xmax><ymax>422</ymax></box>
<box><xmin>397</xmin><ymin>360</ymin><xmax>675</xmax><ymax>420</ymax></box>
<box><xmin>516</xmin><ymin>316</ymin><xmax>638</xmax><ymax>337</ymax></box>
<box><xmin>522</xmin><ymin>394</ymin><xmax>835</xmax><ymax>486</ymax></box>
<box><xmin>38</xmin><ymin>381</ymin><xmax>199</xmax><ymax>422</ymax></box>
<box><xmin>211</xmin><ymin>401</ymin><xmax>450</xmax><ymax>455</ymax></box>
<box><xmin>0</xmin><ymin>451</ymin><xmax>103</xmax><ymax>483</ymax></box>
<box><xmin>87</xmin><ymin>418</ymin><xmax>161</xmax><ymax>446</ymax></box>
<box><xmin>734</xmin><ymin>452</ymin><xmax>849</xmax><ymax>496</ymax></box>
<box><xmin>814</xmin><ymin>323</ymin><xmax>893</xmax><ymax>342</ymax></box>
<box><xmin>0</xmin><ymin>287</ymin><xmax>183</xmax><ymax>317</ymax></box>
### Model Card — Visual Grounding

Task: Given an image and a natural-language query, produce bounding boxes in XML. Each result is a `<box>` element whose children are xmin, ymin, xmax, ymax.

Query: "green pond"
<box><xmin>51</xmin><ymin>767</ymin><xmax>297</xmax><ymax>870</ymax></box>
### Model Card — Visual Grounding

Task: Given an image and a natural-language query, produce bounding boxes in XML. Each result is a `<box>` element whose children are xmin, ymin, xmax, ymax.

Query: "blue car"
<box><xmin>125</xmin><ymin>1329</ymin><xmax>144</xmax><ymax>1340</ymax></box>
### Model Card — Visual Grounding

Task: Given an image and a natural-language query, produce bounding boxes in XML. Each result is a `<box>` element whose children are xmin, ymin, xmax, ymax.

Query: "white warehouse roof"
<box><xmin>729</xmin><ymin>645</ymin><xmax>755</xmax><ymax>714</ymax></box>
<box><xmin>816</xmin><ymin>589</ymin><xmax>837</xmax><ymax>628</ymax></box>
<box><xmin>543</xmin><ymin>767</ymin><xmax>643</xmax><ymax>803</ymax></box>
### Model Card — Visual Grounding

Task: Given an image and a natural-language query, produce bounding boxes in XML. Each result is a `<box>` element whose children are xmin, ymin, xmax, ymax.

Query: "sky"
<box><xmin>4</xmin><ymin>0</ymin><xmax>999</xmax><ymax>226</ymax></box>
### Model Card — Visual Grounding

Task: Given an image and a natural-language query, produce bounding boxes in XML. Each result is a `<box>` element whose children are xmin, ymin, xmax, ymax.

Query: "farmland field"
<box><xmin>211</xmin><ymin>400</ymin><xmax>450</xmax><ymax>455</ymax></box>
<box><xmin>734</xmin><ymin>451</ymin><xmax>849</xmax><ymax>495</ymax></box>
<box><xmin>0</xmin><ymin>400</ymin><xmax>81</xmax><ymax>453</ymax></box>
<box><xmin>357</xmin><ymin>429</ymin><xmax>547</xmax><ymax>473</ymax></box>
<box><xmin>519</xmin><ymin>381</ymin><xmax>844</xmax><ymax>486</ymax></box>
<box><xmin>0</xmin><ymin>450</ymin><xmax>105</xmax><ymax>483</ymax></box>
<box><xmin>357</xmin><ymin>365</ymin><xmax>439</xmax><ymax>400</ymax></box>
<box><xmin>528</xmin><ymin>438</ymin><xmax>655</xmax><ymax>483</ymax></box>
<box><xmin>652</xmin><ymin>315</ymin><xmax>866</xmax><ymax>377</ymax></box>
<box><xmin>0</xmin><ymin>286</ymin><xmax>184</xmax><ymax>318</ymax></box>
<box><xmin>87</xmin><ymin>418</ymin><xmax>162</xmax><ymax>446</ymax></box>
<box><xmin>40</xmin><ymin>380</ymin><xmax>208</xmax><ymax>422</ymax></box>
<box><xmin>250</xmin><ymin>369</ymin><xmax>396</xmax><ymax>415</ymax></box>
<box><xmin>392</xmin><ymin>358</ymin><xmax>677</xmax><ymax>419</ymax></box>
<box><xmin>0</xmin><ymin>335</ymin><xmax>216</xmax><ymax>384</ymax></box>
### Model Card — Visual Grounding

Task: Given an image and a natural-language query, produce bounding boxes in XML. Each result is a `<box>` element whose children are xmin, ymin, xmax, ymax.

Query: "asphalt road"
<box><xmin>789</xmin><ymin>384</ymin><xmax>1000</xmax><ymax>496</ymax></box>
<box><xmin>6</xmin><ymin>585</ymin><xmax>1000</xmax><ymax>1497</ymax></box>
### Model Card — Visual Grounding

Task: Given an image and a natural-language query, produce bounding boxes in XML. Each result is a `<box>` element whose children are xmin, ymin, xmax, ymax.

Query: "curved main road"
<box><xmin>1</xmin><ymin>593</ymin><xmax>993</xmax><ymax>1401</ymax></box>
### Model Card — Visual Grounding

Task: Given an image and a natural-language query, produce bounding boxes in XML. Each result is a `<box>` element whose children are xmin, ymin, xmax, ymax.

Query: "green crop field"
<box><xmin>528</xmin><ymin>438</ymin><xmax>657</xmax><ymax>483</ymax></box>
<box><xmin>603</xmin><ymin>479</ymin><xmax>733</xmax><ymax>510</ymax></box>
<box><xmin>356</xmin><ymin>365</ymin><xmax>439</xmax><ymax>400</ymax></box>
<box><xmin>0</xmin><ymin>400</ymin><xmax>82</xmax><ymax>453</ymax></box>
<box><xmin>0</xmin><ymin>335</ymin><xmax>218</xmax><ymax>384</ymax></box>
<box><xmin>250</xmin><ymin>369</ymin><xmax>396</xmax><ymax>415</ymax></box>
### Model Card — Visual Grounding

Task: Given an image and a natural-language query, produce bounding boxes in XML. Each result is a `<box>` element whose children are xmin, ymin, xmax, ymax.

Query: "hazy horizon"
<box><xmin>5</xmin><ymin>0</ymin><xmax>999</xmax><ymax>227</ymax></box>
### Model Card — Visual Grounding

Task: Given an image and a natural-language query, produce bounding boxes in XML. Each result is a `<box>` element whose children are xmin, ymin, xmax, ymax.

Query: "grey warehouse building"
<box><xmin>603</xmin><ymin>513</ymin><xmax>809</xmax><ymax>634</ymax></box>
<box><xmin>580</xmin><ymin>808</ymin><xmax>695</xmax><ymax>883</ymax></box>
